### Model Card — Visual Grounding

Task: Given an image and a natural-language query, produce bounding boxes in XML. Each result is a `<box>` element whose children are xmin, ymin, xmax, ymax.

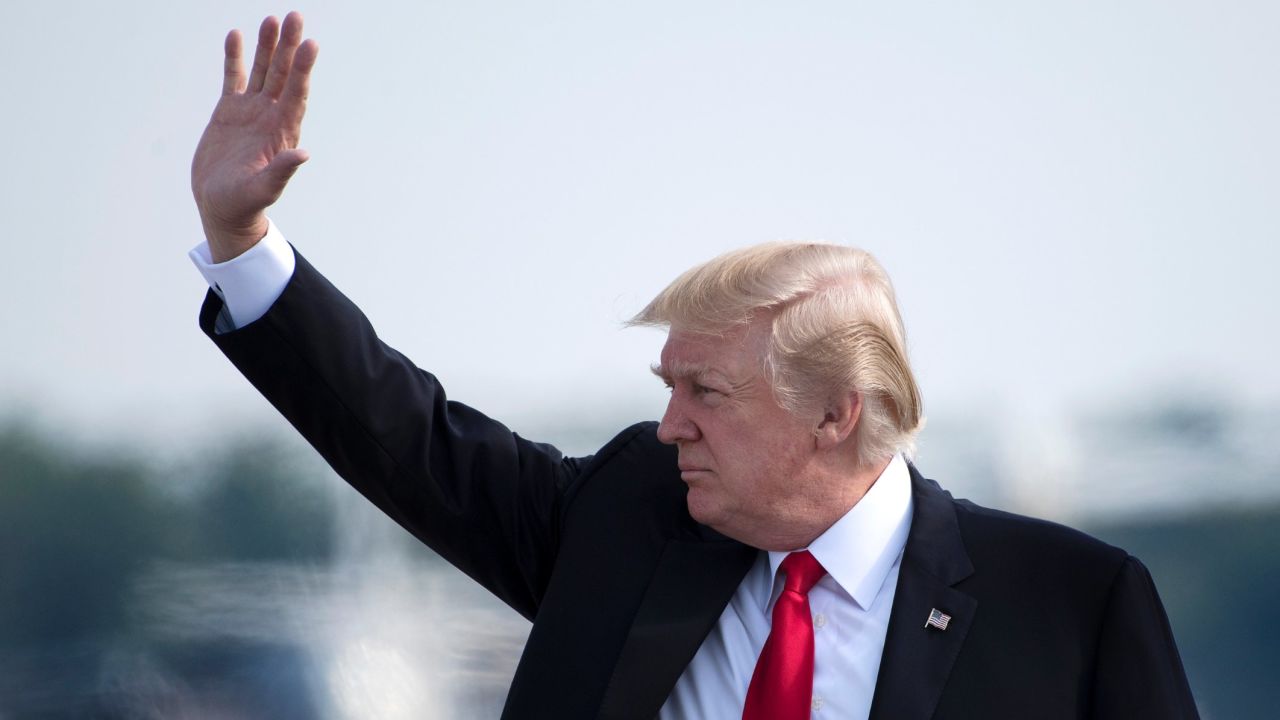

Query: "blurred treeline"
<box><xmin>0</xmin><ymin>420</ymin><xmax>337</xmax><ymax>717</ymax></box>
<box><xmin>0</xmin><ymin>422</ymin><xmax>333</xmax><ymax>643</ymax></box>
<box><xmin>1</xmin><ymin>418</ymin><xmax>1277</xmax><ymax>718</ymax></box>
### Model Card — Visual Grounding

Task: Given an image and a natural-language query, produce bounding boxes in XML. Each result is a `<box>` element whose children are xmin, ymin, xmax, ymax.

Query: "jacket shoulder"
<box><xmin>562</xmin><ymin>422</ymin><xmax>674</xmax><ymax>505</ymax></box>
<box><xmin>956</xmin><ymin>497</ymin><xmax>1124</xmax><ymax>550</ymax></box>
<box><xmin>956</xmin><ymin>498</ymin><xmax>1128</xmax><ymax>564</ymax></box>
<box><xmin>588</xmin><ymin>421</ymin><xmax>667</xmax><ymax>470</ymax></box>
<box><xmin>928</xmin><ymin>487</ymin><xmax>1198</xmax><ymax>718</ymax></box>
<box><xmin>948</xmin><ymin>495</ymin><xmax>1132</xmax><ymax>596</ymax></box>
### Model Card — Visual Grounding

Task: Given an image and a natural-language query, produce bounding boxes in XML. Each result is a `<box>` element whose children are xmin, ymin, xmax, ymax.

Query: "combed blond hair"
<box><xmin>629</xmin><ymin>242</ymin><xmax>922</xmax><ymax>468</ymax></box>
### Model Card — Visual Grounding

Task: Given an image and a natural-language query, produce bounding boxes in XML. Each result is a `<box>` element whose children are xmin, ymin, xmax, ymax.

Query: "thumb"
<box><xmin>257</xmin><ymin>148</ymin><xmax>311</xmax><ymax>200</ymax></box>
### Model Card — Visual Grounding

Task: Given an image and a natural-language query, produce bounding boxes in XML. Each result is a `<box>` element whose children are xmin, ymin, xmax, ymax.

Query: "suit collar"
<box><xmin>598</xmin><ymin>536</ymin><xmax>756</xmax><ymax>720</ymax></box>
<box><xmin>868</xmin><ymin>464</ymin><xmax>977</xmax><ymax>720</ymax></box>
<box><xmin>901</xmin><ymin>464</ymin><xmax>974</xmax><ymax>584</ymax></box>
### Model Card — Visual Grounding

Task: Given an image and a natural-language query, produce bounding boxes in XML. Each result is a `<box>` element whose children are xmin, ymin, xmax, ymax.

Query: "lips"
<box><xmin>678</xmin><ymin>465</ymin><xmax>711</xmax><ymax>477</ymax></box>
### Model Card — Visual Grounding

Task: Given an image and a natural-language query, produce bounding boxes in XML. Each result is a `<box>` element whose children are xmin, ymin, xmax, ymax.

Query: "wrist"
<box><xmin>201</xmin><ymin>214</ymin><xmax>270</xmax><ymax>263</ymax></box>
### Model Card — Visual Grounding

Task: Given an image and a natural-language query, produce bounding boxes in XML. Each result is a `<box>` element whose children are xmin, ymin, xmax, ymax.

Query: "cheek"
<box><xmin>753</xmin><ymin>425</ymin><xmax>813</xmax><ymax>480</ymax></box>
<box><xmin>702</xmin><ymin>407</ymin><xmax>810</xmax><ymax>476</ymax></box>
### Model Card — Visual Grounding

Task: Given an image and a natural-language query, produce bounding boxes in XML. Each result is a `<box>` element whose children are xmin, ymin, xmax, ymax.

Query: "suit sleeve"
<box><xmin>1090</xmin><ymin>555</ymin><xmax>1200</xmax><ymax>719</ymax></box>
<box><xmin>199</xmin><ymin>248</ymin><xmax>580</xmax><ymax>621</ymax></box>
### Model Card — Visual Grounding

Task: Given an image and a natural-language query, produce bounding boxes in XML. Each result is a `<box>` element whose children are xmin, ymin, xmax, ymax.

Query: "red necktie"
<box><xmin>742</xmin><ymin>550</ymin><xmax>828</xmax><ymax>720</ymax></box>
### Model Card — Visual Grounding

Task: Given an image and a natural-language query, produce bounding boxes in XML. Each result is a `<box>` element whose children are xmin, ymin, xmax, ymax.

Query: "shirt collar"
<box><xmin>764</xmin><ymin>454</ymin><xmax>914</xmax><ymax>612</ymax></box>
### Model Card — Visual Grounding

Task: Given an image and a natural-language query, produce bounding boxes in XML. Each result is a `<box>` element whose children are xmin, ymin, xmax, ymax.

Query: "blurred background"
<box><xmin>1</xmin><ymin>0</ymin><xmax>1276</xmax><ymax>717</ymax></box>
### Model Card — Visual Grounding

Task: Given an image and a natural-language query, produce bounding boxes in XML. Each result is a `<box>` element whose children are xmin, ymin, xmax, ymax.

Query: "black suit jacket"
<box><xmin>201</xmin><ymin>250</ymin><xmax>1198</xmax><ymax>719</ymax></box>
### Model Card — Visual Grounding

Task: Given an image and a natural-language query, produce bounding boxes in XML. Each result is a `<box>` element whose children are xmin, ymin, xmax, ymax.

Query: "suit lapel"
<box><xmin>598</xmin><ymin>535</ymin><xmax>757</xmax><ymax>720</ymax></box>
<box><xmin>868</xmin><ymin>467</ymin><xmax>977</xmax><ymax>720</ymax></box>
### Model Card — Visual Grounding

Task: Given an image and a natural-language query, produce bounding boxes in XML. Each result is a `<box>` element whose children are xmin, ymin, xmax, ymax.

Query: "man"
<box><xmin>191</xmin><ymin>12</ymin><xmax>1199</xmax><ymax>719</ymax></box>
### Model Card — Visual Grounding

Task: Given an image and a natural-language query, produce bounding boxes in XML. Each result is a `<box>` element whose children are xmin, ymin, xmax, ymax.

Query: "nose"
<box><xmin>657</xmin><ymin>395</ymin><xmax>700</xmax><ymax>445</ymax></box>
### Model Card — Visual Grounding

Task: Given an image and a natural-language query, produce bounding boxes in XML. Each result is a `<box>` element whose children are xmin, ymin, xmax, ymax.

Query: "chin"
<box><xmin>684</xmin><ymin>488</ymin><xmax>724</xmax><ymax>528</ymax></box>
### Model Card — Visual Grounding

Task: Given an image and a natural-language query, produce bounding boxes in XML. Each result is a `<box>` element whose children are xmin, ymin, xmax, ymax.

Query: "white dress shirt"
<box><xmin>190</xmin><ymin>227</ymin><xmax>916</xmax><ymax>719</ymax></box>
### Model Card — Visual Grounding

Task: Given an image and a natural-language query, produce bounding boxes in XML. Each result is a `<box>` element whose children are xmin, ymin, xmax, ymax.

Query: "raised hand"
<box><xmin>192</xmin><ymin>12</ymin><xmax>318</xmax><ymax>262</ymax></box>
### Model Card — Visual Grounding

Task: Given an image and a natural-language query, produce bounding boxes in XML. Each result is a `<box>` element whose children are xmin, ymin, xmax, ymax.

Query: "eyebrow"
<box><xmin>650</xmin><ymin>360</ymin><xmax>714</xmax><ymax>384</ymax></box>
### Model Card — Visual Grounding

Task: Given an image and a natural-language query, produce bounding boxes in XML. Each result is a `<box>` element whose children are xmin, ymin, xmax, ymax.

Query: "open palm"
<box><xmin>192</xmin><ymin>12</ymin><xmax>318</xmax><ymax>262</ymax></box>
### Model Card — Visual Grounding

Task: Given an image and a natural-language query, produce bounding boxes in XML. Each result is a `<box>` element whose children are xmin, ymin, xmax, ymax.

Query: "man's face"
<box><xmin>654</xmin><ymin>319</ymin><xmax>822</xmax><ymax>543</ymax></box>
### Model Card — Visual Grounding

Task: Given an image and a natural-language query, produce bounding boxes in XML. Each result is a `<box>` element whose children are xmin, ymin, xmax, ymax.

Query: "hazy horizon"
<box><xmin>2</xmin><ymin>0</ymin><xmax>1277</xmax><ymax>491</ymax></box>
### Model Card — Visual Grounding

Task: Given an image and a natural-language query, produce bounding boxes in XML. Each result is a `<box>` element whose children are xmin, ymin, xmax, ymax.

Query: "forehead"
<box><xmin>658</xmin><ymin>322</ymin><xmax>767</xmax><ymax>379</ymax></box>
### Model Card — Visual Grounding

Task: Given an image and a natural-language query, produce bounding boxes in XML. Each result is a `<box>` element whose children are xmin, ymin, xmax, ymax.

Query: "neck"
<box><xmin>747</xmin><ymin>454</ymin><xmax>895</xmax><ymax>552</ymax></box>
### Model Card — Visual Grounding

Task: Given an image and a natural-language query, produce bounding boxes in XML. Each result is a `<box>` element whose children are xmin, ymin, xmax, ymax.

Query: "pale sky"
<box><xmin>1</xmin><ymin>0</ymin><xmax>1276</xmax><ymax>459</ymax></box>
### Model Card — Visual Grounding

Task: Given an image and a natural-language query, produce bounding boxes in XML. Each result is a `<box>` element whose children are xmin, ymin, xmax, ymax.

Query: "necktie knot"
<box><xmin>779</xmin><ymin>550</ymin><xmax>826</xmax><ymax>596</ymax></box>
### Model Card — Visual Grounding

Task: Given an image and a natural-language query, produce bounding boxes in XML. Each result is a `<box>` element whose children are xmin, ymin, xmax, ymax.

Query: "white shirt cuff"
<box><xmin>188</xmin><ymin>218</ymin><xmax>296</xmax><ymax>330</ymax></box>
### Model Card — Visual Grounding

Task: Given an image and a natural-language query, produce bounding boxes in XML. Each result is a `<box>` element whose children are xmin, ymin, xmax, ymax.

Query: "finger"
<box><xmin>263</xmin><ymin>11</ymin><xmax>305</xmax><ymax>100</ymax></box>
<box><xmin>247</xmin><ymin>15</ymin><xmax>280</xmax><ymax>94</ymax></box>
<box><xmin>222</xmin><ymin>29</ymin><xmax>246</xmax><ymax>95</ymax></box>
<box><xmin>280</xmin><ymin>39</ymin><xmax>318</xmax><ymax>124</ymax></box>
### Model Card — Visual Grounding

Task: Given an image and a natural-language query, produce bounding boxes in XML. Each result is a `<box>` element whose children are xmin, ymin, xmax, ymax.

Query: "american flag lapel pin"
<box><xmin>925</xmin><ymin>608</ymin><xmax>951</xmax><ymax>631</ymax></box>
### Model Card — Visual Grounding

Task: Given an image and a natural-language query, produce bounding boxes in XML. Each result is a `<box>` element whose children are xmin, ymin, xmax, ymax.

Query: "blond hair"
<box><xmin>629</xmin><ymin>242</ymin><xmax>922</xmax><ymax>468</ymax></box>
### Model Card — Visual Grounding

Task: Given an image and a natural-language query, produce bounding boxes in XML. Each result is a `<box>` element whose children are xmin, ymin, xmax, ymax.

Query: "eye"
<box><xmin>694</xmin><ymin>383</ymin><xmax>722</xmax><ymax>397</ymax></box>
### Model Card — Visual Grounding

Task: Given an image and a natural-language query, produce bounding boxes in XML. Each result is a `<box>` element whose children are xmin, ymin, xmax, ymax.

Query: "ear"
<box><xmin>815</xmin><ymin>391</ymin><xmax>860</xmax><ymax>450</ymax></box>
